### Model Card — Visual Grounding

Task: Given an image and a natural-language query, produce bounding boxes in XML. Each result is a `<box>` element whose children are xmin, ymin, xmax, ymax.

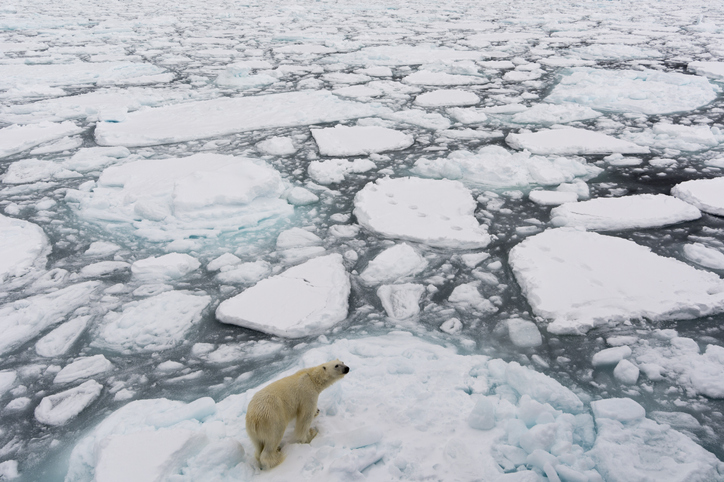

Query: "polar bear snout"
<box><xmin>343</xmin><ymin>366</ymin><xmax>350</xmax><ymax>374</ymax></box>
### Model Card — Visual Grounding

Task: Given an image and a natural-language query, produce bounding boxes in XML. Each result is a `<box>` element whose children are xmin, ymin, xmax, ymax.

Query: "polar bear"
<box><xmin>245</xmin><ymin>359</ymin><xmax>350</xmax><ymax>470</ymax></box>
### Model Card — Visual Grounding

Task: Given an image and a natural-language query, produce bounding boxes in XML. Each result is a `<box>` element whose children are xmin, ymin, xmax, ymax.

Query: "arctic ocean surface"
<box><xmin>0</xmin><ymin>0</ymin><xmax>724</xmax><ymax>481</ymax></box>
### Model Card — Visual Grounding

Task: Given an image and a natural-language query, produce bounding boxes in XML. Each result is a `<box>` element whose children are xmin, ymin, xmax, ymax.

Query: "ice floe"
<box><xmin>308</xmin><ymin>158</ymin><xmax>376</xmax><ymax>185</ymax></box>
<box><xmin>414</xmin><ymin>89</ymin><xmax>480</xmax><ymax>107</ymax></box>
<box><xmin>311</xmin><ymin>125</ymin><xmax>413</xmax><ymax>156</ymax></box>
<box><xmin>0</xmin><ymin>62</ymin><xmax>172</xmax><ymax>90</ymax></box>
<box><xmin>377</xmin><ymin>283</ymin><xmax>426</xmax><ymax>319</ymax></box>
<box><xmin>506</xmin><ymin>128</ymin><xmax>650</xmax><ymax>155</ymax></box>
<box><xmin>95</xmin><ymin>90</ymin><xmax>388</xmax><ymax>147</ymax></box>
<box><xmin>216</xmin><ymin>254</ymin><xmax>350</xmax><ymax>338</ymax></box>
<box><xmin>53</xmin><ymin>355</ymin><xmax>113</xmax><ymax>385</ymax></box>
<box><xmin>683</xmin><ymin>243</ymin><xmax>724</xmax><ymax>270</ymax></box>
<box><xmin>359</xmin><ymin>243</ymin><xmax>428</xmax><ymax>286</ymax></box>
<box><xmin>35</xmin><ymin>316</ymin><xmax>91</xmax><ymax>358</ymax></box>
<box><xmin>131</xmin><ymin>253</ymin><xmax>200</xmax><ymax>281</ymax></box>
<box><xmin>35</xmin><ymin>380</ymin><xmax>103</xmax><ymax>426</ymax></box>
<box><xmin>0</xmin><ymin>121</ymin><xmax>82</xmax><ymax>158</ymax></box>
<box><xmin>550</xmin><ymin>194</ymin><xmax>701</xmax><ymax>231</ymax></box>
<box><xmin>93</xmin><ymin>291</ymin><xmax>211</xmax><ymax>354</ymax></box>
<box><xmin>353</xmin><ymin>177</ymin><xmax>490</xmax><ymax>249</ymax></box>
<box><xmin>546</xmin><ymin>68</ymin><xmax>720</xmax><ymax>115</ymax></box>
<box><xmin>626</xmin><ymin>122</ymin><xmax>723</xmax><ymax>152</ymax></box>
<box><xmin>68</xmin><ymin>153</ymin><xmax>292</xmax><ymax>243</ymax></box>
<box><xmin>411</xmin><ymin>145</ymin><xmax>602</xmax><ymax>190</ymax></box>
<box><xmin>0</xmin><ymin>281</ymin><xmax>101</xmax><ymax>356</ymax></box>
<box><xmin>671</xmin><ymin>177</ymin><xmax>724</xmax><ymax>216</ymax></box>
<box><xmin>509</xmin><ymin>229</ymin><xmax>724</xmax><ymax>335</ymax></box>
<box><xmin>688</xmin><ymin>61</ymin><xmax>724</xmax><ymax>81</ymax></box>
<box><xmin>0</xmin><ymin>214</ymin><xmax>50</xmax><ymax>284</ymax></box>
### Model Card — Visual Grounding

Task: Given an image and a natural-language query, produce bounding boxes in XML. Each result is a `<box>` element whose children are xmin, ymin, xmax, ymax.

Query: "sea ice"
<box><xmin>311</xmin><ymin>125</ymin><xmax>414</xmax><ymax>156</ymax></box>
<box><xmin>308</xmin><ymin>158</ymin><xmax>376</xmax><ymax>185</ymax></box>
<box><xmin>626</xmin><ymin>123</ymin><xmax>723</xmax><ymax>152</ymax></box>
<box><xmin>592</xmin><ymin>346</ymin><xmax>632</xmax><ymax>367</ymax></box>
<box><xmin>414</xmin><ymin>89</ymin><xmax>480</xmax><ymax>107</ymax></box>
<box><xmin>131</xmin><ymin>253</ymin><xmax>201</xmax><ymax>281</ymax></box>
<box><xmin>353</xmin><ymin>177</ymin><xmax>491</xmax><ymax>249</ymax></box>
<box><xmin>93</xmin><ymin>291</ymin><xmax>211</xmax><ymax>354</ymax></box>
<box><xmin>256</xmin><ymin>136</ymin><xmax>297</xmax><ymax>156</ymax></box>
<box><xmin>508</xmin><ymin>103</ymin><xmax>601</xmax><ymax>125</ymax></box>
<box><xmin>671</xmin><ymin>177</ymin><xmax>724</xmax><ymax>216</ymax></box>
<box><xmin>35</xmin><ymin>316</ymin><xmax>91</xmax><ymax>358</ymax></box>
<box><xmin>683</xmin><ymin>243</ymin><xmax>724</xmax><ymax>270</ymax></box>
<box><xmin>68</xmin><ymin>153</ymin><xmax>293</xmax><ymax>242</ymax></box>
<box><xmin>550</xmin><ymin>194</ymin><xmax>701</xmax><ymax>231</ymax></box>
<box><xmin>411</xmin><ymin>145</ymin><xmax>602</xmax><ymax>190</ymax></box>
<box><xmin>0</xmin><ymin>121</ymin><xmax>82</xmax><ymax>159</ymax></box>
<box><xmin>403</xmin><ymin>70</ymin><xmax>487</xmax><ymax>86</ymax></box>
<box><xmin>377</xmin><ymin>283</ymin><xmax>426</xmax><ymax>319</ymax></box>
<box><xmin>215</xmin><ymin>261</ymin><xmax>272</xmax><ymax>286</ymax></box>
<box><xmin>0</xmin><ymin>214</ymin><xmax>50</xmax><ymax>283</ymax></box>
<box><xmin>328</xmin><ymin>45</ymin><xmax>483</xmax><ymax>66</ymax></box>
<box><xmin>65</xmin><ymin>333</ymin><xmax>611</xmax><ymax>482</ymax></box>
<box><xmin>53</xmin><ymin>355</ymin><xmax>113</xmax><ymax>385</ymax></box>
<box><xmin>688</xmin><ymin>61</ymin><xmax>724</xmax><ymax>81</ymax></box>
<box><xmin>35</xmin><ymin>380</ymin><xmax>103</xmax><ymax>426</ymax></box>
<box><xmin>546</xmin><ymin>68</ymin><xmax>720</xmax><ymax>115</ymax></box>
<box><xmin>216</xmin><ymin>254</ymin><xmax>350</xmax><ymax>338</ymax></box>
<box><xmin>506</xmin><ymin>128</ymin><xmax>650</xmax><ymax>155</ymax></box>
<box><xmin>359</xmin><ymin>243</ymin><xmax>428</xmax><ymax>286</ymax></box>
<box><xmin>0</xmin><ymin>282</ymin><xmax>101</xmax><ymax>356</ymax></box>
<box><xmin>448</xmin><ymin>282</ymin><xmax>497</xmax><ymax>313</ymax></box>
<box><xmin>509</xmin><ymin>229</ymin><xmax>724</xmax><ymax>334</ymax></box>
<box><xmin>528</xmin><ymin>190</ymin><xmax>578</xmax><ymax>206</ymax></box>
<box><xmin>0</xmin><ymin>62</ymin><xmax>171</xmax><ymax>90</ymax></box>
<box><xmin>95</xmin><ymin>90</ymin><xmax>388</xmax><ymax>147</ymax></box>
<box><xmin>612</xmin><ymin>359</ymin><xmax>639</xmax><ymax>384</ymax></box>
<box><xmin>505</xmin><ymin>319</ymin><xmax>543</xmax><ymax>348</ymax></box>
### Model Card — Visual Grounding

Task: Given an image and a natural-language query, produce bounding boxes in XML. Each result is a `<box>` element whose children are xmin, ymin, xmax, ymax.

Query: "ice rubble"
<box><xmin>0</xmin><ymin>121</ymin><xmax>82</xmax><ymax>158</ymax></box>
<box><xmin>94</xmin><ymin>90</ymin><xmax>388</xmax><ymax>147</ymax></box>
<box><xmin>307</xmin><ymin>158</ymin><xmax>376</xmax><ymax>185</ymax></box>
<box><xmin>411</xmin><ymin>145</ymin><xmax>602</xmax><ymax>190</ymax></box>
<box><xmin>509</xmin><ymin>229</ymin><xmax>724</xmax><ymax>335</ymax></box>
<box><xmin>68</xmin><ymin>153</ymin><xmax>293</xmax><ymax>242</ymax></box>
<box><xmin>377</xmin><ymin>283</ymin><xmax>426</xmax><ymax>319</ymax></box>
<box><xmin>0</xmin><ymin>281</ymin><xmax>101</xmax><ymax>357</ymax></box>
<box><xmin>506</xmin><ymin>128</ymin><xmax>650</xmax><ymax>155</ymax></box>
<box><xmin>672</xmin><ymin>177</ymin><xmax>724</xmax><ymax>216</ymax></box>
<box><xmin>92</xmin><ymin>290</ymin><xmax>211</xmax><ymax>354</ymax></box>
<box><xmin>216</xmin><ymin>254</ymin><xmax>350</xmax><ymax>338</ymax></box>
<box><xmin>0</xmin><ymin>213</ymin><xmax>50</xmax><ymax>283</ymax></box>
<box><xmin>550</xmin><ymin>194</ymin><xmax>702</xmax><ymax>231</ymax></box>
<box><xmin>64</xmin><ymin>333</ymin><xmax>724</xmax><ymax>482</ymax></box>
<box><xmin>354</xmin><ymin>177</ymin><xmax>491</xmax><ymax>249</ymax></box>
<box><xmin>311</xmin><ymin>125</ymin><xmax>414</xmax><ymax>156</ymax></box>
<box><xmin>546</xmin><ymin>68</ymin><xmax>720</xmax><ymax>115</ymax></box>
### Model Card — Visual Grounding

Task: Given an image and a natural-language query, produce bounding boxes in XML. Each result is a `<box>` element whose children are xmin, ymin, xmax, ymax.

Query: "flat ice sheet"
<box><xmin>688</xmin><ymin>61</ymin><xmax>724</xmax><ymax>81</ymax></box>
<box><xmin>509</xmin><ymin>229</ymin><xmax>724</xmax><ymax>335</ymax></box>
<box><xmin>550</xmin><ymin>194</ymin><xmax>701</xmax><ymax>231</ymax></box>
<box><xmin>353</xmin><ymin>177</ymin><xmax>491</xmax><ymax>249</ymax></box>
<box><xmin>0</xmin><ymin>61</ymin><xmax>171</xmax><ymax>89</ymax></box>
<box><xmin>546</xmin><ymin>67</ymin><xmax>720</xmax><ymax>115</ymax></box>
<box><xmin>506</xmin><ymin>128</ymin><xmax>650</xmax><ymax>155</ymax></box>
<box><xmin>311</xmin><ymin>125</ymin><xmax>414</xmax><ymax>156</ymax></box>
<box><xmin>95</xmin><ymin>90</ymin><xmax>388</xmax><ymax>147</ymax></box>
<box><xmin>327</xmin><ymin>45</ymin><xmax>483</xmax><ymax>66</ymax></box>
<box><xmin>671</xmin><ymin>177</ymin><xmax>724</xmax><ymax>216</ymax></box>
<box><xmin>216</xmin><ymin>254</ymin><xmax>350</xmax><ymax>338</ymax></box>
<box><xmin>69</xmin><ymin>153</ymin><xmax>292</xmax><ymax>242</ymax></box>
<box><xmin>0</xmin><ymin>121</ymin><xmax>83</xmax><ymax>158</ymax></box>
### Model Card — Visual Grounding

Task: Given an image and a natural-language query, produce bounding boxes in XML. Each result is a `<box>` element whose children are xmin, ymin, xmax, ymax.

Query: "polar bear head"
<box><xmin>311</xmin><ymin>359</ymin><xmax>349</xmax><ymax>390</ymax></box>
<box><xmin>322</xmin><ymin>359</ymin><xmax>350</xmax><ymax>377</ymax></box>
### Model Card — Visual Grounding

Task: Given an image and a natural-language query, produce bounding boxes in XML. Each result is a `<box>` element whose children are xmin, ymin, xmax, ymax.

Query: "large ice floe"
<box><xmin>509</xmin><ymin>229</ymin><xmax>724</xmax><ymax>335</ymax></box>
<box><xmin>95</xmin><ymin>90</ymin><xmax>388</xmax><ymax>147</ymax></box>
<box><xmin>550</xmin><ymin>194</ymin><xmax>702</xmax><ymax>231</ymax></box>
<box><xmin>545</xmin><ymin>68</ymin><xmax>720</xmax><ymax>114</ymax></box>
<box><xmin>506</xmin><ymin>128</ymin><xmax>650</xmax><ymax>156</ymax></box>
<box><xmin>671</xmin><ymin>177</ymin><xmax>724</xmax><ymax>216</ymax></box>
<box><xmin>354</xmin><ymin>177</ymin><xmax>491</xmax><ymax>249</ymax></box>
<box><xmin>411</xmin><ymin>145</ymin><xmax>602</xmax><ymax>190</ymax></box>
<box><xmin>63</xmin><ymin>333</ymin><xmax>724</xmax><ymax>482</ymax></box>
<box><xmin>216</xmin><ymin>254</ymin><xmax>350</xmax><ymax>338</ymax></box>
<box><xmin>310</xmin><ymin>125</ymin><xmax>414</xmax><ymax>156</ymax></box>
<box><xmin>67</xmin><ymin>153</ymin><xmax>292</xmax><ymax>242</ymax></box>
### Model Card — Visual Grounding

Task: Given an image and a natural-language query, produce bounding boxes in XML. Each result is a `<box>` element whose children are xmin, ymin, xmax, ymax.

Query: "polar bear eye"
<box><xmin>323</xmin><ymin>366</ymin><xmax>326</xmax><ymax>370</ymax></box>
<box><xmin>335</xmin><ymin>364</ymin><xmax>339</xmax><ymax>368</ymax></box>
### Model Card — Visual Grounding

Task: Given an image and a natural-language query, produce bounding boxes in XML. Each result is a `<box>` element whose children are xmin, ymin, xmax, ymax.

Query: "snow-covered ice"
<box><xmin>671</xmin><ymin>177</ymin><xmax>724</xmax><ymax>216</ymax></box>
<box><xmin>311</xmin><ymin>125</ymin><xmax>413</xmax><ymax>156</ymax></box>
<box><xmin>216</xmin><ymin>254</ymin><xmax>350</xmax><ymax>338</ymax></box>
<box><xmin>354</xmin><ymin>177</ymin><xmax>491</xmax><ymax>249</ymax></box>
<box><xmin>509</xmin><ymin>229</ymin><xmax>724</xmax><ymax>335</ymax></box>
<box><xmin>550</xmin><ymin>194</ymin><xmax>701</xmax><ymax>231</ymax></box>
<box><xmin>506</xmin><ymin>128</ymin><xmax>650</xmax><ymax>155</ymax></box>
<box><xmin>3</xmin><ymin>0</ymin><xmax>724</xmax><ymax>478</ymax></box>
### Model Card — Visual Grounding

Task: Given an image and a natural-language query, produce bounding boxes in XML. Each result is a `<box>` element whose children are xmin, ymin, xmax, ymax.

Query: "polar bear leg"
<box><xmin>294</xmin><ymin>402</ymin><xmax>319</xmax><ymax>443</ymax></box>
<box><xmin>258</xmin><ymin>431</ymin><xmax>285</xmax><ymax>470</ymax></box>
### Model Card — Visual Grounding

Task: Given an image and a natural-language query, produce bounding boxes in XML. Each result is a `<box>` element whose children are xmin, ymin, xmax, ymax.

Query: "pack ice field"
<box><xmin>0</xmin><ymin>0</ymin><xmax>724</xmax><ymax>480</ymax></box>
